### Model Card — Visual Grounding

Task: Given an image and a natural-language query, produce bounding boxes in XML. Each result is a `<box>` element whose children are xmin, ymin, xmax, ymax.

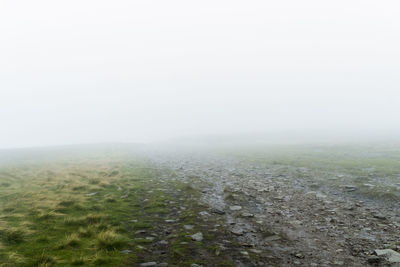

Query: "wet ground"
<box><xmin>144</xmin><ymin>150</ymin><xmax>400</xmax><ymax>266</ymax></box>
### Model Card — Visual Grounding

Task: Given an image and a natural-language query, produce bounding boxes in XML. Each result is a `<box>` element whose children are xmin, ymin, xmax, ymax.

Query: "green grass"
<box><xmin>0</xmin><ymin>154</ymin><xmax>167</xmax><ymax>266</ymax></box>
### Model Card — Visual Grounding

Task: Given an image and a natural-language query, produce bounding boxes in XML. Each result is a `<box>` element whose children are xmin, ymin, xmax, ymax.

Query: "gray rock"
<box><xmin>121</xmin><ymin>249</ymin><xmax>132</xmax><ymax>254</ymax></box>
<box><xmin>264</xmin><ymin>235</ymin><xmax>281</xmax><ymax>242</ymax></box>
<box><xmin>184</xmin><ymin>225</ymin><xmax>194</xmax><ymax>230</ymax></box>
<box><xmin>229</xmin><ymin>205</ymin><xmax>242</xmax><ymax>211</ymax></box>
<box><xmin>295</xmin><ymin>253</ymin><xmax>304</xmax><ymax>259</ymax></box>
<box><xmin>140</xmin><ymin>262</ymin><xmax>157</xmax><ymax>267</ymax></box>
<box><xmin>241</xmin><ymin>212</ymin><xmax>254</xmax><ymax>217</ymax></box>
<box><xmin>211</xmin><ymin>208</ymin><xmax>225</xmax><ymax>215</ymax></box>
<box><xmin>240</xmin><ymin>251</ymin><xmax>249</xmax><ymax>256</ymax></box>
<box><xmin>199</xmin><ymin>211</ymin><xmax>210</xmax><ymax>216</ymax></box>
<box><xmin>231</xmin><ymin>227</ymin><xmax>244</xmax><ymax>235</ymax></box>
<box><xmin>344</xmin><ymin>185</ymin><xmax>357</xmax><ymax>192</ymax></box>
<box><xmin>191</xmin><ymin>232</ymin><xmax>203</xmax><ymax>242</ymax></box>
<box><xmin>373</xmin><ymin>214</ymin><xmax>387</xmax><ymax>220</ymax></box>
<box><xmin>375</xmin><ymin>249</ymin><xmax>400</xmax><ymax>263</ymax></box>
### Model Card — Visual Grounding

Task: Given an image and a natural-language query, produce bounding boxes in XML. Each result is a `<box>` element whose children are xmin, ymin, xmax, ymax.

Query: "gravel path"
<box><xmin>144</xmin><ymin>150</ymin><xmax>400</xmax><ymax>266</ymax></box>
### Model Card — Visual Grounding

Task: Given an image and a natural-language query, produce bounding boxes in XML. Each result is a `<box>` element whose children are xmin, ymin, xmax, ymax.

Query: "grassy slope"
<box><xmin>0</xmin><ymin>150</ymin><xmax>241</xmax><ymax>267</ymax></box>
<box><xmin>0</xmin><ymin>155</ymin><xmax>152</xmax><ymax>266</ymax></box>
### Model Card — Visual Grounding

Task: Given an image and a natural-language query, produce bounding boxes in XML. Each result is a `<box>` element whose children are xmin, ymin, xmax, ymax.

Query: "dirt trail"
<box><xmin>145</xmin><ymin>151</ymin><xmax>400</xmax><ymax>266</ymax></box>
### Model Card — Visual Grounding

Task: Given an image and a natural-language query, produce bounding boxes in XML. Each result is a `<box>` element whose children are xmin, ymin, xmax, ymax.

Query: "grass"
<box><xmin>0</xmin><ymin>152</ymin><xmax>165</xmax><ymax>266</ymax></box>
<box><xmin>0</xmin><ymin>145</ymin><xmax>302</xmax><ymax>266</ymax></box>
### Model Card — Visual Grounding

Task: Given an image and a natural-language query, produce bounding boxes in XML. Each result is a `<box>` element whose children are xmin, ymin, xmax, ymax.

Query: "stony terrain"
<box><xmin>145</xmin><ymin>150</ymin><xmax>400</xmax><ymax>266</ymax></box>
<box><xmin>1</xmin><ymin>145</ymin><xmax>400</xmax><ymax>266</ymax></box>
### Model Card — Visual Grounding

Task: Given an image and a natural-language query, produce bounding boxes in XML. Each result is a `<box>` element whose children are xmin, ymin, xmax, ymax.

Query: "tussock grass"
<box><xmin>0</xmin><ymin>228</ymin><xmax>25</xmax><ymax>245</ymax></box>
<box><xmin>78</xmin><ymin>227</ymin><xmax>94</xmax><ymax>238</ymax></box>
<box><xmin>0</xmin><ymin>156</ymin><xmax>148</xmax><ymax>266</ymax></box>
<box><xmin>96</xmin><ymin>230</ymin><xmax>129</xmax><ymax>250</ymax></box>
<box><xmin>31</xmin><ymin>251</ymin><xmax>56</xmax><ymax>266</ymax></box>
<box><xmin>57</xmin><ymin>233</ymin><xmax>81</xmax><ymax>249</ymax></box>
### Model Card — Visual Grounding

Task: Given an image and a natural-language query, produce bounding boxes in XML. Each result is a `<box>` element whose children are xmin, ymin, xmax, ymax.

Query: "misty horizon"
<box><xmin>1</xmin><ymin>0</ymin><xmax>400</xmax><ymax>149</ymax></box>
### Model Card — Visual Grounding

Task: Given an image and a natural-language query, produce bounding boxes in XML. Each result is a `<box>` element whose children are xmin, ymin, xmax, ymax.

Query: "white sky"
<box><xmin>1</xmin><ymin>0</ymin><xmax>400</xmax><ymax>148</ymax></box>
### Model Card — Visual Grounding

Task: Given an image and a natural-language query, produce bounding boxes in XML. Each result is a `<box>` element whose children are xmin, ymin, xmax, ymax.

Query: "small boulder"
<box><xmin>375</xmin><ymin>249</ymin><xmax>400</xmax><ymax>263</ymax></box>
<box><xmin>229</xmin><ymin>205</ymin><xmax>242</xmax><ymax>211</ymax></box>
<box><xmin>140</xmin><ymin>262</ymin><xmax>157</xmax><ymax>267</ymax></box>
<box><xmin>191</xmin><ymin>232</ymin><xmax>203</xmax><ymax>242</ymax></box>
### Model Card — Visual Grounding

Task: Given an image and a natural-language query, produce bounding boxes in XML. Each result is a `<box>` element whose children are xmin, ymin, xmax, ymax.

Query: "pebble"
<box><xmin>231</xmin><ymin>227</ymin><xmax>244</xmax><ymax>235</ymax></box>
<box><xmin>295</xmin><ymin>253</ymin><xmax>304</xmax><ymax>259</ymax></box>
<box><xmin>240</xmin><ymin>251</ymin><xmax>249</xmax><ymax>256</ymax></box>
<box><xmin>264</xmin><ymin>235</ymin><xmax>281</xmax><ymax>242</ymax></box>
<box><xmin>140</xmin><ymin>262</ymin><xmax>157</xmax><ymax>267</ymax></box>
<box><xmin>211</xmin><ymin>208</ymin><xmax>225</xmax><ymax>215</ymax></box>
<box><xmin>191</xmin><ymin>232</ymin><xmax>203</xmax><ymax>242</ymax></box>
<box><xmin>344</xmin><ymin>185</ymin><xmax>357</xmax><ymax>192</ymax></box>
<box><xmin>373</xmin><ymin>214</ymin><xmax>387</xmax><ymax>220</ymax></box>
<box><xmin>229</xmin><ymin>205</ymin><xmax>242</xmax><ymax>211</ymax></box>
<box><xmin>184</xmin><ymin>225</ymin><xmax>194</xmax><ymax>230</ymax></box>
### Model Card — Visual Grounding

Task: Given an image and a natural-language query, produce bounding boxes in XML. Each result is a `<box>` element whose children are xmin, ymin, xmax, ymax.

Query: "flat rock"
<box><xmin>373</xmin><ymin>214</ymin><xmax>387</xmax><ymax>220</ymax></box>
<box><xmin>211</xmin><ymin>208</ymin><xmax>225</xmax><ymax>215</ymax></box>
<box><xmin>241</xmin><ymin>212</ymin><xmax>254</xmax><ymax>217</ymax></box>
<box><xmin>191</xmin><ymin>232</ymin><xmax>203</xmax><ymax>242</ymax></box>
<box><xmin>264</xmin><ymin>235</ymin><xmax>281</xmax><ymax>242</ymax></box>
<box><xmin>231</xmin><ymin>227</ymin><xmax>244</xmax><ymax>235</ymax></box>
<box><xmin>184</xmin><ymin>225</ymin><xmax>194</xmax><ymax>230</ymax></box>
<box><xmin>199</xmin><ymin>211</ymin><xmax>210</xmax><ymax>216</ymax></box>
<box><xmin>140</xmin><ymin>262</ymin><xmax>157</xmax><ymax>267</ymax></box>
<box><xmin>344</xmin><ymin>185</ymin><xmax>357</xmax><ymax>191</ymax></box>
<box><xmin>375</xmin><ymin>249</ymin><xmax>400</xmax><ymax>263</ymax></box>
<box><xmin>229</xmin><ymin>205</ymin><xmax>242</xmax><ymax>211</ymax></box>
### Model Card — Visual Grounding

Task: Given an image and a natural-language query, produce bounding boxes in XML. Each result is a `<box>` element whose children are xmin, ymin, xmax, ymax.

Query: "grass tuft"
<box><xmin>57</xmin><ymin>233</ymin><xmax>81</xmax><ymax>249</ymax></box>
<box><xmin>96</xmin><ymin>230</ymin><xmax>129</xmax><ymax>251</ymax></box>
<box><xmin>0</xmin><ymin>229</ymin><xmax>25</xmax><ymax>245</ymax></box>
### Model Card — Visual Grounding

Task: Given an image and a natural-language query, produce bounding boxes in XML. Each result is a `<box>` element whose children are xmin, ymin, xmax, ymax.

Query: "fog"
<box><xmin>1</xmin><ymin>0</ymin><xmax>400</xmax><ymax>149</ymax></box>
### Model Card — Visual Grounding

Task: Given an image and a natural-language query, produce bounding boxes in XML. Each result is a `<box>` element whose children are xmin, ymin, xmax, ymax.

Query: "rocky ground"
<box><xmin>143</xmin><ymin>151</ymin><xmax>400</xmax><ymax>266</ymax></box>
